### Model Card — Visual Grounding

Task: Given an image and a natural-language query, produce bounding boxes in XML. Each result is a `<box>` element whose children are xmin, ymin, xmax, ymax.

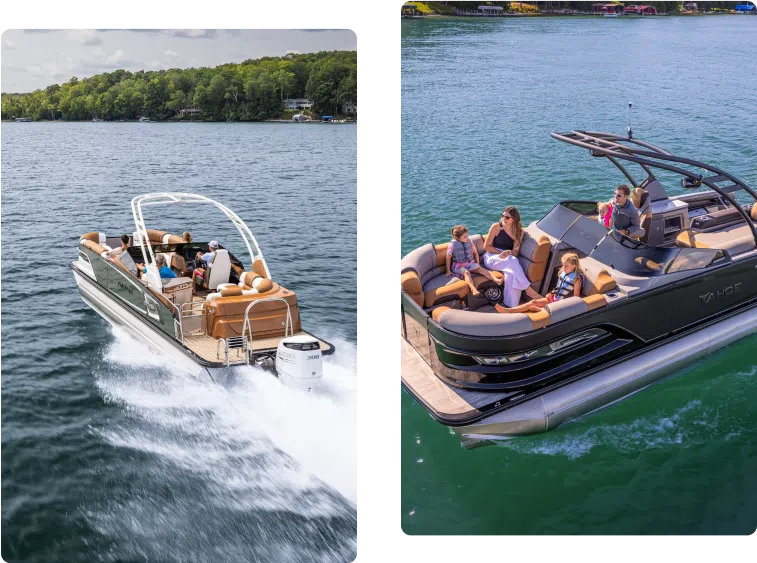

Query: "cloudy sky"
<box><xmin>1</xmin><ymin>29</ymin><xmax>357</xmax><ymax>93</ymax></box>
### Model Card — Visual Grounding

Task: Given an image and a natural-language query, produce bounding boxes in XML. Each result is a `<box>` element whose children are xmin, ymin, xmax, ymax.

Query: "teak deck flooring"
<box><xmin>184</xmin><ymin>332</ymin><xmax>329</xmax><ymax>364</ymax></box>
<box><xmin>401</xmin><ymin>336</ymin><xmax>479</xmax><ymax>419</ymax></box>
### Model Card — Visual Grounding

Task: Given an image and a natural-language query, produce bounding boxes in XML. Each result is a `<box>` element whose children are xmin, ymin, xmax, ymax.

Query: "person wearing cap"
<box><xmin>192</xmin><ymin>240</ymin><xmax>219</xmax><ymax>290</ymax></box>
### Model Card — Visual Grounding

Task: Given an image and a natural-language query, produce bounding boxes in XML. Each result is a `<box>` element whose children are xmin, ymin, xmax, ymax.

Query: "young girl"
<box><xmin>445</xmin><ymin>225</ymin><xmax>502</xmax><ymax>297</ymax></box>
<box><xmin>597</xmin><ymin>201</ymin><xmax>613</xmax><ymax>228</ymax></box>
<box><xmin>496</xmin><ymin>253</ymin><xmax>584</xmax><ymax>313</ymax></box>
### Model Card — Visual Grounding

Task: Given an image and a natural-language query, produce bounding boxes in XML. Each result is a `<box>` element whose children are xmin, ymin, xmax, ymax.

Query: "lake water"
<box><xmin>1</xmin><ymin>122</ymin><xmax>357</xmax><ymax>561</ymax></box>
<box><xmin>402</xmin><ymin>15</ymin><xmax>757</xmax><ymax>534</ymax></box>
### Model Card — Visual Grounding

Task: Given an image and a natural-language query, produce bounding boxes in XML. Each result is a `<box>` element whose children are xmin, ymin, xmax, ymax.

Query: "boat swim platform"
<box><xmin>401</xmin><ymin>336</ymin><xmax>480</xmax><ymax>421</ymax></box>
<box><xmin>184</xmin><ymin>331</ymin><xmax>332</xmax><ymax>364</ymax></box>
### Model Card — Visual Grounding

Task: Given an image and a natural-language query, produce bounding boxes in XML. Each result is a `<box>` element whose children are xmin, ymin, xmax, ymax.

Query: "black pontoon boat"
<box><xmin>401</xmin><ymin>131</ymin><xmax>757</xmax><ymax>448</ymax></box>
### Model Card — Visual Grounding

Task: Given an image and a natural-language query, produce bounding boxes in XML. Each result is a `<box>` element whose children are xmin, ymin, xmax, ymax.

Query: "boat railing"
<box><xmin>242</xmin><ymin>298</ymin><xmax>293</xmax><ymax>344</ymax></box>
<box><xmin>179</xmin><ymin>301</ymin><xmax>207</xmax><ymax>342</ymax></box>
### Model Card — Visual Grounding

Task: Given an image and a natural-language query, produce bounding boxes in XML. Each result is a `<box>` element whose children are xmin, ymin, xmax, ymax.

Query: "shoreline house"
<box><xmin>342</xmin><ymin>100</ymin><xmax>357</xmax><ymax>115</ymax></box>
<box><xmin>179</xmin><ymin>106</ymin><xmax>201</xmax><ymax>118</ymax></box>
<box><xmin>592</xmin><ymin>3</ymin><xmax>624</xmax><ymax>14</ymax></box>
<box><xmin>285</xmin><ymin>98</ymin><xmax>313</xmax><ymax>111</ymax></box>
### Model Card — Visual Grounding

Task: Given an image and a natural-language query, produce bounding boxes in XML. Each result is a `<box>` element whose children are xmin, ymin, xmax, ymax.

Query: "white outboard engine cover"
<box><xmin>276</xmin><ymin>335</ymin><xmax>323</xmax><ymax>392</ymax></box>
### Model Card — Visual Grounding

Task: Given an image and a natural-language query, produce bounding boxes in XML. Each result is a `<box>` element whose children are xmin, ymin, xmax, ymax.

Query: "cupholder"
<box><xmin>607</xmin><ymin>292</ymin><xmax>618</xmax><ymax>298</ymax></box>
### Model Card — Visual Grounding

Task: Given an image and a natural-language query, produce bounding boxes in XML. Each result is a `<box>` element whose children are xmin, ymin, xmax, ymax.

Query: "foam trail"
<box><xmin>97</xmin><ymin>326</ymin><xmax>356</xmax><ymax>505</ymax></box>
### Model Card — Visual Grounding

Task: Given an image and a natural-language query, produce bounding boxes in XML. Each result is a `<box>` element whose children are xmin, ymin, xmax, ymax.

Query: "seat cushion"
<box><xmin>422</xmin><ymin>274</ymin><xmax>469</xmax><ymax>307</ymax></box>
<box><xmin>437</xmin><ymin>309</ymin><xmax>532</xmax><ymax>337</ymax></box>
<box><xmin>516</xmin><ymin>233</ymin><xmax>552</xmax><ymax>286</ymax></box>
<box><xmin>544</xmin><ymin>296</ymin><xmax>589</xmax><ymax>323</ymax></box>
<box><xmin>400</xmin><ymin>243</ymin><xmax>437</xmax><ymax>278</ymax></box>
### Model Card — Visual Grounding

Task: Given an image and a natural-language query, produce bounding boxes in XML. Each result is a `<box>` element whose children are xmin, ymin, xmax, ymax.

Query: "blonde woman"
<box><xmin>496</xmin><ymin>253</ymin><xmax>584</xmax><ymax>314</ymax></box>
<box><xmin>482</xmin><ymin>206</ymin><xmax>541</xmax><ymax>307</ymax></box>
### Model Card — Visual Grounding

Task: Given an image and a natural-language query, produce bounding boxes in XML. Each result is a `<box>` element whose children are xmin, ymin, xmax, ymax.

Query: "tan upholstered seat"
<box><xmin>205</xmin><ymin>284</ymin><xmax>300</xmax><ymax>339</ymax></box>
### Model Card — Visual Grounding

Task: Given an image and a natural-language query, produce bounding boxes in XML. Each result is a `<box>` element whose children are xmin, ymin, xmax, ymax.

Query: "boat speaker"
<box><xmin>483</xmin><ymin>286</ymin><xmax>503</xmax><ymax>304</ymax></box>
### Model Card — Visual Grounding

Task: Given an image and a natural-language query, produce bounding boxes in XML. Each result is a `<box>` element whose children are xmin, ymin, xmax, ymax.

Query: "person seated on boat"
<box><xmin>135</xmin><ymin>254</ymin><xmax>177</xmax><ymax>279</ymax></box>
<box><xmin>192</xmin><ymin>240</ymin><xmax>219</xmax><ymax>289</ymax></box>
<box><xmin>597</xmin><ymin>201</ymin><xmax>613</xmax><ymax>228</ymax></box>
<box><xmin>482</xmin><ymin>206</ymin><xmax>542</xmax><ymax>307</ymax></box>
<box><xmin>106</xmin><ymin>234</ymin><xmax>131</xmax><ymax>260</ymax></box>
<box><xmin>611</xmin><ymin>184</ymin><xmax>642</xmax><ymax>238</ymax></box>
<box><xmin>495</xmin><ymin>253</ymin><xmax>584</xmax><ymax>314</ymax></box>
<box><xmin>182</xmin><ymin>231</ymin><xmax>192</xmax><ymax>243</ymax></box>
<box><xmin>445</xmin><ymin>225</ymin><xmax>502</xmax><ymax>297</ymax></box>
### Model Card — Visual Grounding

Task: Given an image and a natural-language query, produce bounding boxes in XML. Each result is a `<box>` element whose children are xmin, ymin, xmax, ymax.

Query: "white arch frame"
<box><xmin>130</xmin><ymin>193</ymin><xmax>271</xmax><ymax>281</ymax></box>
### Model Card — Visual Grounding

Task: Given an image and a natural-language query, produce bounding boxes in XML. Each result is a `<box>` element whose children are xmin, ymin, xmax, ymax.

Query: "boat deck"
<box><xmin>401</xmin><ymin>336</ymin><xmax>480</xmax><ymax>421</ymax></box>
<box><xmin>184</xmin><ymin>331</ymin><xmax>331</xmax><ymax>364</ymax></box>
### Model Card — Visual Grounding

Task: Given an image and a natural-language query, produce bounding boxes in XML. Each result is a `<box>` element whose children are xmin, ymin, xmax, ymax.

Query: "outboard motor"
<box><xmin>275</xmin><ymin>335</ymin><xmax>323</xmax><ymax>392</ymax></box>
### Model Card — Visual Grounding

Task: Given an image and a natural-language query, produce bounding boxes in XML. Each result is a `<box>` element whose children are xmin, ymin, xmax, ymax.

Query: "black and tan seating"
<box><xmin>400</xmin><ymin>243</ymin><xmax>469</xmax><ymax>308</ymax></box>
<box><xmin>677</xmin><ymin>203</ymin><xmax>757</xmax><ymax>256</ymax></box>
<box><xmin>467</xmin><ymin>233</ymin><xmax>552</xmax><ymax>294</ymax></box>
<box><xmin>428</xmin><ymin>266</ymin><xmax>618</xmax><ymax>336</ymax></box>
<box><xmin>631</xmin><ymin>187</ymin><xmax>651</xmax><ymax>242</ymax></box>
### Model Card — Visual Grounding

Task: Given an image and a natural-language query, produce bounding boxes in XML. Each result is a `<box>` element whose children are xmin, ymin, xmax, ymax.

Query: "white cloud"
<box><xmin>67</xmin><ymin>29</ymin><xmax>103</xmax><ymax>46</ymax></box>
<box><xmin>165</xmin><ymin>49</ymin><xmax>179</xmax><ymax>59</ymax></box>
<box><xmin>172</xmin><ymin>29</ymin><xmax>217</xmax><ymax>39</ymax></box>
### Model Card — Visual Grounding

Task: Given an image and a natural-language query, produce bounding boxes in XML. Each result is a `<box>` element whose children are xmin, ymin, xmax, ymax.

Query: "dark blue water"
<box><xmin>2</xmin><ymin>122</ymin><xmax>356</xmax><ymax>561</ymax></box>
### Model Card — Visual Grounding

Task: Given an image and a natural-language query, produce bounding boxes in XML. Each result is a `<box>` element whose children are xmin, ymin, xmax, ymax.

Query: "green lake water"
<box><xmin>401</xmin><ymin>15</ymin><xmax>757</xmax><ymax>535</ymax></box>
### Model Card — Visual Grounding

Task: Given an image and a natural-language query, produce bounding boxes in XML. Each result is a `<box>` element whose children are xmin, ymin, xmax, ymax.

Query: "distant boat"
<box><xmin>92</xmin><ymin>117</ymin><xmax>103</xmax><ymax>122</ymax></box>
<box><xmin>15</xmin><ymin>117</ymin><xmax>33</xmax><ymax>122</ymax></box>
<box><xmin>604</xmin><ymin>13</ymin><xmax>620</xmax><ymax>17</ymax></box>
<box><xmin>138</xmin><ymin>117</ymin><xmax>153</xmax><ymax>123</ymax></box>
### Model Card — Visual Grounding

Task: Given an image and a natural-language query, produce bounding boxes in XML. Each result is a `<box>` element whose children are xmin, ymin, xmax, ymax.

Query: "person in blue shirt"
<box><xmin>192</xmin><ymin>240</ymin><xmax>219</xmax><ymax>290</ymax></box>
<box><xmin>136</xmin><ymin>254</ymin><xmax>176</xmax><ymax>279</ymax></box>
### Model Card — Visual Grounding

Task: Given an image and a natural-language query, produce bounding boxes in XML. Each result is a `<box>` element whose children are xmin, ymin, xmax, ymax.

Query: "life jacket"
<box><xmin>553</xmin><ymin>269</ymin><xmax>583</xmax><ymax>300</ymax></box>
<box><xmin>449</xmin><ymin>239</ymin><xmax>474</xmax><ymax>263</ymax></box>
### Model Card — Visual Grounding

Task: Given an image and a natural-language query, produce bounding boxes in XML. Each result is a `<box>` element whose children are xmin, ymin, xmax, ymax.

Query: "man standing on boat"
<box><xmin>611</xmin><ymin>184</ymin><xmax>643</xmax><ymax>238</ymax></box>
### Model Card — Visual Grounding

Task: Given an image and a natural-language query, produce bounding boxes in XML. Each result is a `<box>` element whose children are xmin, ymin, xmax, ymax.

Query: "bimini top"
<box><xmin>552</xmin><ymin>130</ymin><xmax>757</xmax><ymax>246</ymax></box>
<box><xmin>130</xmin><ymin>192</ymin><xmax>270</xmax><ymax>278</ymax></box>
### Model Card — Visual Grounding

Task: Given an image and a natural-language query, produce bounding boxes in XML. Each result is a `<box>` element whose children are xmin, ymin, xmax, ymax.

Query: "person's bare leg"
<box><xmin>495</xmin><ymin>297</ymin><xmax>548</xmax><ymax>314</ymax></box>
<box><xmin>463</xmin><ymin>270</ymin><xmax>480</xmax><ymax>296</ymax></box>
<box><xmin>472</xmin><ymin>264</ymin><xmax>503</xmax><ymax>286</ymax></box>
<box><xmin>525</xmin><ymin>286</ymin><xmax>542</xmax><ymax>300</ymax></box>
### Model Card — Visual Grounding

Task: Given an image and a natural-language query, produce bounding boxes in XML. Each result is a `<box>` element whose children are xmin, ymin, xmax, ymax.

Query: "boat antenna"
<box><xmin>627</xmin><ymin>101</ymin><xmax>633</xmax><ymax>139</ymax></box>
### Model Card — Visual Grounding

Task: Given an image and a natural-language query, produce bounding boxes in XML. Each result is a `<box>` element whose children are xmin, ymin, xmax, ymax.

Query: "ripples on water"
<box><xmin>1</xmin><ymin>122</ymin><xmax>356</xmax><ymax>562</ymax></box>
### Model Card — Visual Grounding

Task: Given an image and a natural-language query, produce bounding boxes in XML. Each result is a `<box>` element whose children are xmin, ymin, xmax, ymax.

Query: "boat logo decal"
<box><xmin>117</xmin><ymin>280</ymin><xmax>135</xmax><ymax>295</ymax></box>
<box><xmin>699</xmin><ymin>282</ymin><xmax>741</xmax><ymax>305</ymax></box>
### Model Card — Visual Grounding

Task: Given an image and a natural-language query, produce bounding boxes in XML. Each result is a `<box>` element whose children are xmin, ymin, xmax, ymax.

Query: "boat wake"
<box><xmin>87</xmin><ymin>326</ymin><xmax>356</xmax><ymax>562</ymax></box>
<box><xmin>497</xmin><ymin>364</ymin><xmax>756</xmax><ymax>461</ymax></box>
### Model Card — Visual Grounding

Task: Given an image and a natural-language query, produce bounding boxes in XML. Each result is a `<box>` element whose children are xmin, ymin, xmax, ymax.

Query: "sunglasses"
<box><xmin>614</xmin><ymin>193</ymin><xmax>625</xmax><ymax>198</ymax></box>
<box><xmin>501</xmin><ymin>215</ymin><xmax>512</xmax><ymax>220</ymax></box>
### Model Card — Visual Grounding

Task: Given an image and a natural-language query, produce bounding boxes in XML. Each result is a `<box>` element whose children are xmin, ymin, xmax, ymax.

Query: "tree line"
<box><xmin>1</xmin><ymin>50</ymin><xmax>357</xmax><ymax>122</ymax></box>
<box><xmin>423</xmin><ymin>2</ymin><xmax>744</xmax><ymax>13</ymax></box>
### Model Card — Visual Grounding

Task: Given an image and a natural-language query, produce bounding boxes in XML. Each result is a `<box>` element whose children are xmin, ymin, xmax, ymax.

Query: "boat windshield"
<box><xmin>537</xmin><ymin>204</ymin><xmax>582</xmax><ymax>240</ymax></box>
<box><xmin>589</xmin><ymin>231</ymin><xmax>728</xmax><ymax>277</ymax></box>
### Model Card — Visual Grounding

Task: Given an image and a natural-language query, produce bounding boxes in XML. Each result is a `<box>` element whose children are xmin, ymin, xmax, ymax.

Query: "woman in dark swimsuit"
<box><xmin>482</xmin><ymin>206</ymin><xmax>542</xmax><ymax>307</ymax></box>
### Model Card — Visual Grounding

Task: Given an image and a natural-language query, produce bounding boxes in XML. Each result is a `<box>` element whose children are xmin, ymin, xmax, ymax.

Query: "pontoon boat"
<box><xmin>401</xmin><ymin>131</ymin><xmax>757</xmax><ymax>448</ymax></box>
<box><xmin>72</xmin><ymin>193</ymin><xmax>333</xmax><ymax>390</ymax></box>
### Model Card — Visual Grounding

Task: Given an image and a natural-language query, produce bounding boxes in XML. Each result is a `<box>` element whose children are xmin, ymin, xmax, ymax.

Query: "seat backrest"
<box><xmin>206</xmin><ymin>249</ymin><xmax>231</xmax><ymax>290</ymax></box>
<box><xmin>171</xmin><ymin>253</ymin><xmax>187</xmax><ymax>276</ymax></box>
<box><xmin>580</xmin><ymin>267</ymin><xmax>617</xmax><ymax>296</ymax></box>
<box><xmin>516</xmin><ymin>233</ymin><xmax>552</xmax><ymax>290</ymax></box>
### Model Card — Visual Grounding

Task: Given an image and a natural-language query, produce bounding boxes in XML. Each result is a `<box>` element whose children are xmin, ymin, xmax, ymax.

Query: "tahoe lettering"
<box><xmin>699</xmin><ymin>282</ymin><xmax>741</xmax><ymax>304</ymax></box>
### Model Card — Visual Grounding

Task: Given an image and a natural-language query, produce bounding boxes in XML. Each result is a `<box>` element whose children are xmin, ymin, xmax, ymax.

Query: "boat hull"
<box><xmin>403</xmin><ymin>301</ymin><xmax>757</xmax><ymax>449</ymax></box>
<box><xmin>73</xmin><ymin>266</ymin><xmax>215</xmax><ymax>379</ymax></box>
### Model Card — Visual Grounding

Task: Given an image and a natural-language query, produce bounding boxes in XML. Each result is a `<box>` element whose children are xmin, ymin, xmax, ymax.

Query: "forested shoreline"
<box><xmin>1</xmin><ymin>50</ymin><xmax>356</xmax><ymax>122</ymax></box>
